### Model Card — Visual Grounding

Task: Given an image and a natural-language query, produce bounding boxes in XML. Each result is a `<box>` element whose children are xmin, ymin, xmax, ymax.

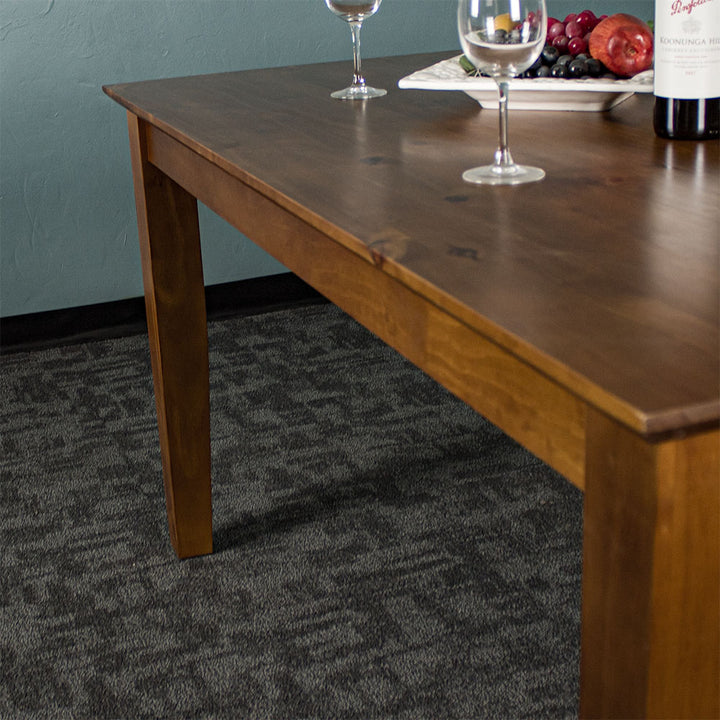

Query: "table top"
<box><xmin>105</xmin><ymin>52</ymin><xmax>720</xmax><ymax>436</ymax></box>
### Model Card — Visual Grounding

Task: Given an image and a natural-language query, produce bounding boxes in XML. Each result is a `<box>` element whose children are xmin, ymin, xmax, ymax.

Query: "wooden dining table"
<box><xmin>104</xmin><ymin>52</ymin><xmax>719</xmax><ymax>719</ymax></box>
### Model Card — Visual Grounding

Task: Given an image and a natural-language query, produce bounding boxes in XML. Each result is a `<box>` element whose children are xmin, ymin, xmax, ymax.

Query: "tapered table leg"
<box><xmin>580</xmin><ymin>408</ymin><xmax>719</xmax><ymax>719</ymax></box>
<box><xmin>127</xmin><ymin>112</ymin><xmax>212</xmax><ymax>558</ymax></box>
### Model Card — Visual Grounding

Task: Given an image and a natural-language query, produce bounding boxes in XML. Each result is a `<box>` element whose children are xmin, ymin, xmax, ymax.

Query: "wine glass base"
<box><xmin>462</xmin><ymin>164</ymin><xmax>545</xmax><ymax>186</ymax></box>
<box><xmin>331</xmin><ymin>85</ymin><xmax>387</xmax><ymax>100</ymax></box>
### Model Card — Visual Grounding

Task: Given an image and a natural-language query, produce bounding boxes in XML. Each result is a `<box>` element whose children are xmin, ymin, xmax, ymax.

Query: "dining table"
<box><xmin>104</xmin><ymin>52</ymin><xmax>719</xmax><ymax>719</ymax></box>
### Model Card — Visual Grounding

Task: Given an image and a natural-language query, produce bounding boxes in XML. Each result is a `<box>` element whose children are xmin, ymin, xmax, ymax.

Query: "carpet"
<box><xmin>0</xmin><ymin>303</ymin><xmax>582</xmax><ymax>719</ymax></box>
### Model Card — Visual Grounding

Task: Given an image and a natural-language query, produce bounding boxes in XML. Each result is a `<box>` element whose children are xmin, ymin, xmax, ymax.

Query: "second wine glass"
<box><xmin>325</xmin><ymin>0</ymin><xmax>387</xmax><ymax>100</ymax></box>
<box><xmin>458</xmin><ymin>0</ymin><xmax>547</xmax><ymax>184</ymax></box>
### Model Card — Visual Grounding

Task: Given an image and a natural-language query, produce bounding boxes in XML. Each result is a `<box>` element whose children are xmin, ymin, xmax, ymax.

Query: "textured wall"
<box><xmin>0</xmin><ymin>0</ymin><xmax>653</xmax><ymax>317</ymax></box>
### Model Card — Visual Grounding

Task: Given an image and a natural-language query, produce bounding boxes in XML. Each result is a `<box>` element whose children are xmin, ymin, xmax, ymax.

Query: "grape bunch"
<box><xmin>547</xmin><ymin>10</ymin><xmax>601</xmax><ymax>59</ymax></box>
<box><xmin>522</xmin><ymin>9</ymin><xmax>617</xmax><ymax>80</ymax></box>
<box><xmin>460</xmin><ymin>9</ymin><xmax>620</xmax><ymax>81</ymax></box>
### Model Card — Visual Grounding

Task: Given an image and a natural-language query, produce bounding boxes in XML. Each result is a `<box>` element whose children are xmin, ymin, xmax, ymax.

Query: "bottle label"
<box><xmin>654</xmin><ymin>0</ymin><xmax>720</xmax><ymax>99</ymax></box>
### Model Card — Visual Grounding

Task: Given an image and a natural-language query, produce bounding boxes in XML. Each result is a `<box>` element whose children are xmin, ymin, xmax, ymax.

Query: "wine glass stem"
<box><xmin>495</xmin><ymin>80</ymin><xmax>514</xmax><ymax>168</ymax></box>
<box><xmin>350</xmin><ymin>21</ymin><xmax>366</xmax><ymax>88</ymax></box>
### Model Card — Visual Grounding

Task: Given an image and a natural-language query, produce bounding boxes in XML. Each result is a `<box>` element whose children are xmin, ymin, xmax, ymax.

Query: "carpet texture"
<box><xmin>0</xmin><ymin>304</ymin><xmax>583</xmax><ymax>719</ymax></box>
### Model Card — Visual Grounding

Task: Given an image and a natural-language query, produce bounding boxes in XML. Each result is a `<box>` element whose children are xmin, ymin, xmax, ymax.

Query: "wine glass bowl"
<box><xmin>325</xmin><ymin>0</ymin><xmax>386</xmax><ymax>100</ymax></box>
<box><xmin>458</xmin><ymin>0</ymin><xmax>547</xmax><ymax>184</ymax></box>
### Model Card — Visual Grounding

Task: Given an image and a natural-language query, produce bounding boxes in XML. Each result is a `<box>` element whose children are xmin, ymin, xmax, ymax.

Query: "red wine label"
<box><xmin>654</xmin><ymin>0</ymin><xmax>720</xmax><ymax>98</ymax></box>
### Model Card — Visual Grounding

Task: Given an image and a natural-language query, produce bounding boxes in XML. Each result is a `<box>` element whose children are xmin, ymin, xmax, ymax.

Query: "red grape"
<box><xmin>565</xmin><ymin>19</ymin><xmax>584</xmax><ymax>38</ymax></box>
<box><xmin>563</xmin><ymin>13</ymin><xmax>577</xmax><ymax>24</ymax></box>
<box><xmin>546</xmin><ymin>16</ymin><xmax>561</xmax><ymax>33</ymax></box>
<box><xmin>547</xmin><ymin>21</ymin><xmax>566</xmax><ymax>41</ymax></box>
<box><xmin>576</xmin><ymin>9</ymin><xmax>599</xmax><ymax>30</ymax></box>
<box><xmin>568</xmin><ymin>36</ymin><xmax>588</xmax><ymax>56</ymax></box>
<box><xmin>552</xmin><ymin>34</ymin><xmax>570</xmax><ymax>52</ymax></box>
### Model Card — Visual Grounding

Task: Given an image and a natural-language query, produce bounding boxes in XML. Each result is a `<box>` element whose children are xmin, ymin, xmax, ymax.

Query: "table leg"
<box><xmin>580</xmin><ymin>408</ymin><xmax>719</xmax><ymax>719</ymax></box>
<box><xmin>127</xmin><ymin>113</ymin><xmax>212</xmax><ymax>559</ymax></box>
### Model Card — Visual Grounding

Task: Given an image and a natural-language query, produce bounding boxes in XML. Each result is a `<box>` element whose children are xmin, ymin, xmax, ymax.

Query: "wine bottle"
<box><xmin>653</xmin><ymin>0</ymin><xmax>720</xmax><ymax>141</ymax></box>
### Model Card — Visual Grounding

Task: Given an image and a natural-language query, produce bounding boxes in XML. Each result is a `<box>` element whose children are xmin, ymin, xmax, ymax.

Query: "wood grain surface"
<box><xmin>105</xmin><ymin>53</ymin><xmax>719</xmax><ymax>437</ymax></box>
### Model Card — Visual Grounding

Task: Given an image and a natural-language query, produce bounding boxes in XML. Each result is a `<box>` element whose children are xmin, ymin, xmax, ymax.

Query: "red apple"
<box><xmin>589</xmin><ymin>13</ymin><xmax>653</xmax><ymax>77</ymax></box>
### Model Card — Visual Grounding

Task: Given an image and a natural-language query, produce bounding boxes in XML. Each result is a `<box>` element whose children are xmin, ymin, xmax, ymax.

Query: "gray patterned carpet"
<box><xmin>1</xmin><ymin>303</ymin><xmax>582</xmax><ymax>719</ymax></box>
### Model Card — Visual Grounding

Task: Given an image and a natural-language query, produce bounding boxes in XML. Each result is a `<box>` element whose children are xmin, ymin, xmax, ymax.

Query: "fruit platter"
<box><xmin>398</xmin><ymin>58</ymin><xmax>653</xmax><ymax>111</ymax></box>
<box><xmin>399</xmin><ymin>10</ymin><xmax>655</xmax><ymax>111</ymax></box>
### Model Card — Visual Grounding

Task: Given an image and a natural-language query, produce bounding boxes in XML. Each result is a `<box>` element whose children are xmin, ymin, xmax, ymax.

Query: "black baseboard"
<box><xmin>0</xmin><ymin>273</ymin><xmax>328</xmax><ymax>354</ymax></box>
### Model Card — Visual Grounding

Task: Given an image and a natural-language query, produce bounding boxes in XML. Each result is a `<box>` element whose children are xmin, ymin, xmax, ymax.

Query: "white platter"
<box><xmin>398</xmin><ymin>56</ymin><xmax>654</xmax><ymax>112</ymax></box>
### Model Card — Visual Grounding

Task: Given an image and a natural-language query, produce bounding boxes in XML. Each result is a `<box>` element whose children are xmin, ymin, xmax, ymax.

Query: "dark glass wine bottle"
<box><xmin>653</xmin><ymin>2</ymin><xmax>720</xmax><ymax>141</ymax></box>
<box><xmin>653</xmin><ymin>96</ymin><xmax>720</xmax><ymax>141</ymax></box>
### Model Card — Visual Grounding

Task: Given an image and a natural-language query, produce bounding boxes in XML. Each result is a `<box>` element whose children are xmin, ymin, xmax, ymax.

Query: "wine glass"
<box><xmin>458</xmin><ymin>0</ymin><xmax>547</xmax><ymax>184</ymax></box>
<box><xmin>325</xmin><ymin>0</ymin><xmax>387</xmax><ymax>100</ymax></box>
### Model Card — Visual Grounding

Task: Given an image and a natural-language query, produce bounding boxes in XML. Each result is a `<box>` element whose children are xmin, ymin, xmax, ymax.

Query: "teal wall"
<box><xmin>0</xmin><ymin>0</ymin><xmax>653</xmax><ymax>317</ymax></box>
